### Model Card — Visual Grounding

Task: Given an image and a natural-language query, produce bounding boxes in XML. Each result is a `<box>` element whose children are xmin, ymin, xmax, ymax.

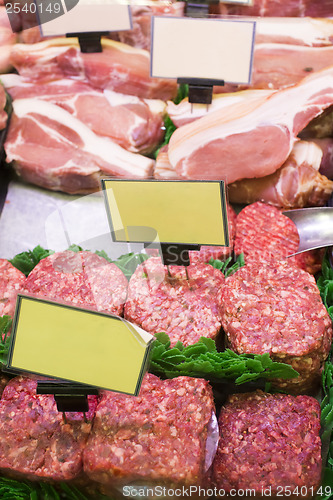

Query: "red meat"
<box><xmin>219</xmin><ymin>260</ymin><xmax>332</xmax><ymax>391</ymax></box>
<box><xmin>212</xmin><ymin>391</ymin><xmax>322</xmax><ymax>497</ymax></box>
<box><xmin>23</xmin><ymin>250</ymin><xmax>128</xmax><ymax>316</ymax></box>
<box><xmin>83</xmin><ymin>373</ymin><xmax>215</xmax><ymax>492</ymax></box>
<box><xmin>0</xmin><ymin>376</ymin><xmax>97</xmax><ymax>481</ymax></box>
<box><xmin>234</xmin><ymin>201</ymin><xmax>324</xmax><ymax>274</ymax></box>
<box><xmin>0</xmin><ymin>259</ymin><xmax>26</xmax><ymax>317</ymax></box>
<box><xmin>124</xmin><ymin>257</ymin><xmax>224</xmax><ymax>346</ymax></box>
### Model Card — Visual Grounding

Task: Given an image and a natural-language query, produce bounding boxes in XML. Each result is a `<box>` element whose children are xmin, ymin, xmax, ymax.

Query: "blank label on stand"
<box><xmin>39</xmin><ymin>0</ymin><xmax>132</xmax><ymax>37</ymax></box>
<box><xmin>151</xmin><ymin>16</ymin><xmax>256</xmax><ymax>84</ymax></box>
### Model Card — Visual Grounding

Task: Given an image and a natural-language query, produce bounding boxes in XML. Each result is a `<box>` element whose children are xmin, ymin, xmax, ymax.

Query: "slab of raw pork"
<box><xmin>2</xmin><ymin>75</ymin><xmax>165</xmax><ymax>154</ymax></box>
<box><xmin>228</xmin><ymin>140</ymin><xmax>333</xmax><ymax>208</ymax></box>
<box><xmin>167</xmin><ymin>66</ymin><xmax>333</xmax><ymax>183</ymax></box>
<box><xmin>4</xmin><ymin>98</ymin><xmax>155</xmax><ymax>194</ymax></box>
<box><xmin>10</xmin><ymin>38</ymin><xmax>178</xmax><ymax>101</ymax></box>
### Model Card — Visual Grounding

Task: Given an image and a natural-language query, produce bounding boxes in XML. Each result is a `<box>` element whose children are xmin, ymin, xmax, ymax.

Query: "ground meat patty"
<box><xmin>0</xmin><ymin>376</ymin><xmax>97</xmax><ymax>481</ymax></box>
<box><xmin>219</xmin><ymin>260</ymin><xmax>332</xmax><ymax>391</ymax></box>
<box><xmin>83</xmin><ymin>373</ymin><xmax>215</xmax><ymax>492</ymax></box>
<box><xmin>0</xmin><ymin>259</ymin><xmax>26</xmax><ymax>317</ymax></box>
<box><xmin>212</xmin><ymin>391</ymin><xmax>322</xmax><ymax>497</ymax></box>
<box><xmin>23</xmin><ymin>250</ymin><xmax>128</xmax><ymax>316</ymax></box>
<box><xmin>124</xmin><ymin>256</ymin><xmax>224</xmax><ymax>346</ymax></box>
<box><xmin>234</xmin><ymin>201</ymin><xmax>324</xmax><ymax>274</ymax></box>
<box><xmin>189</xmin><ymin>204</ymin><xmax>237</xmax><ymax>264</ymax></box>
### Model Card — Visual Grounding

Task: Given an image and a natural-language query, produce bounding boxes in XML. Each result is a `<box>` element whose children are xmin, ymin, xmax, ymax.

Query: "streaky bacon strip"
<box><xmin>10</xmin><ymin>38</ymin><xmax>178</xmax><ymax>101</ymax></box>
<box><xmin>168</xmin><ymin>66</ymin><xmax>333</xmax><ymax>184</ymax></box>
<box><xmin>4</xmin><ymin>98</ymin><xmax>154</xmax><ymax>194</ymax></box>
<box><xmin>2</xmin><ymin>75</ymin><xmax>165</xmax><ymax>154</ymax></box>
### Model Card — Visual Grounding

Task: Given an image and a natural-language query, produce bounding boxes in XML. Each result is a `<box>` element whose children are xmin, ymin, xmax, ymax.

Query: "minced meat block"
<box><xmin>124</xmin><ymin>256</ymin><xmax>224</xmax><ymax>346</ymax></box>
<box><xmin>212</xmin><ymin>391</ymin><xmax>322</xmax><ymax>497</ymax></box>
<box><xmin>219</xmin><ymin>260</ymin><xmax>332</xmax><ymax>391</ymax></box>
<box><xmin>83</xmin><ymin>373</ymin><xmax>215</xmax><ymax>493</ymax></box>
<box><xmin>0</xmin><ymin>376</ymin><xmax>97</xmax><ymax>481</ymax></box>
<box><xmin>234</xmin><ymin>201</ymin><xmax>324</xmax><ymax>274</ymax></box>
<box><xmin>23</xmin><ymin>250</ymin><xmax>128</xmax><ymax>316</ymax></box>
<box><xmin>189</xmin><ymin>204</ymin><xmax>237</xmax><ymax>264</ymax></box>
<box><xmin>0</xmin><ymin>259</ymin><xmax>26</xmax><ymax>317</ymax></box>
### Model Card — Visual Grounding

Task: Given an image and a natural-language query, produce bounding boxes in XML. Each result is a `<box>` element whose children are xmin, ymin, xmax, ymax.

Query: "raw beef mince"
<box><xmin>189</xmin><ymin>204</ymin><xmax>237</xmax><ymax>264</ymax></box>
<box><xmin>219</xmin><ymin>260</ymin><xmax>332</xmax><ymax>391</ymax></box>
<box><xmin>124</xmin><ymin>256</ymin><xmax>224</xmax><ymax>346</ymax></box>
<box><xmin>23</xmin><ymin>250</ymin><xmax>128</xmax><ymax>316</ymax></box>
<box><xmin>83</xmin><ymin>373</ymin><xmax>215</xmax><ymax>493</ymax></box>
<box><xmin>212</xmin><ymin>391</ymin><xmax>322</xmax><ymax>496</ymax></box>
<box><xmin>0</xmin><ymin>376</ymin><xmax>97</xmax><ymax>481</ymax></box>
<box><xmin>234</xmin><ymin>201</ymin><xmax>324</xmax><ymax>274</ymax></box>
<box><xmin>0</xmin><ymin>259</ymin><xmax>26</xmax><ymax>317</ymax></box>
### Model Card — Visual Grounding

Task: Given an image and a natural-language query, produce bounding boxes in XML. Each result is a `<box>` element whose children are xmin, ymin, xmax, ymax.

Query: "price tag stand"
<box><xmin>177</xmin><ymin>77</ymin><xmax>224</xmax><ymax>104</ymax></box>
<box><xmin>37</xmin><ymin>380</ymin><xmax>99</xmax><ymax>413</ymax></box>
<box><xmin>66</xmin><ymin>31</ymin><xmax>109</xmax><ymax>53</ymax></box>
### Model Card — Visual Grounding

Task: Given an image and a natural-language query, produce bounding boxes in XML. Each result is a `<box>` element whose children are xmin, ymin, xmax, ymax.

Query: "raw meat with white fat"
<box><xmin>4</xmin><ymin>99</ymin><xmax>155</xmax><ymax>194</ymax></box>
<box><xmin>0</xmin><ymin>376</ymin><xmax>97</xmax><ymax>481</ymax></box>
<box><xmin>234</xmin><ymin>201</ymin><xmax>324</xmax><ymax>274</ymax></box>
<box><xmin>219</xmin><ymin>260</ymin><xmax>332</xmax><ymax>391</ymax></box>
<box><xmin>83</xmin><ymin>373</ymin><xmax>216</xmax><ymax>493</ymax></box>
<box><xmin>224</xmin><ymin>0</ymin><xmax>333</xmax><ymax>17</ymax></box>
<box><xmin>10</xmin><ymin>38</ymin><xmax>178</xmax><ymax>101</ymax></box>
<box><xmin>212</xmin><ymin>391</ymin><xmax>322</xmax><ymax>495</ymax></box>
<box><xmin>168</xmin><ymin>66</ymin><xmax>333</xmax><ymax>183</ymax></box>
<box><xmin>23</xmin><ymin>250</ymin><xmax>128</xmax><ymax>317</ymax></box>
<box><xmin>228</xmin><ymin>140</ymin><xmax>333</xmax><ymax>208</ymax></box>
<box><xmin>124</xmin><ymin>256</ymin><xmax>224</xmax><ymax>347</ymax></box>
<box><xmin>0</xmin><ymin>259</ymin><xmax>26</xmax><ymax>317</ymax></box>
<box><xmin>2</xmin><ymin>75</ymin><xmax>165</xmax><ymax>154</ymax></box>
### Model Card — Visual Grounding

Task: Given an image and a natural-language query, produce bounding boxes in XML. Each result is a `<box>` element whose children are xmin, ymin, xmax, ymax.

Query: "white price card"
<box><xmin>220</xmin><ymin>0</ymin><xmax>253</xmax><ymax>5</ymax></box>
<box><xmin>151</xmin><ymin>16</ymin><xmax>256</xmax><ymax>84</ymax></box>
<box><xmin>38</xmin><ymin>0</ymin><xmax>132</xmax><ymax>37</ymax></box>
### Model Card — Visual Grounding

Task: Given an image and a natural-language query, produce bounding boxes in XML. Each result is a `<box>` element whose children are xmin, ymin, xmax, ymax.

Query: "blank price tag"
<box><xmin>39</xmin><ymin>0</ymin><xmax>132</xmax><ymax>37</ymax></box>
<box><xmin>221</xmin><ymin>0</ymin><xmax>253</xmax><ymax>5</ymax></box>
<box><xmin>102</xmin><ymin>179</ymin><xmax>229</xmax><ymax>247</ymax></box>
<box><xmin>7</xmin><ymin>295</ymin><xmax>153</xmax><ymax>396</ymax></box>
<box><xmin>151</xmin><ymin>16</ymin><xmax>255</xmax><ymax>84</ymax></box>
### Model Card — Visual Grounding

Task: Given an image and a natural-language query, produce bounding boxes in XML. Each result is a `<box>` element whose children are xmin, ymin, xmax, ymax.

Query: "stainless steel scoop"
<box><xmin>283</xmin><ymin>207</ymin><xmax>333</xmax><ymax>254</ymax></box>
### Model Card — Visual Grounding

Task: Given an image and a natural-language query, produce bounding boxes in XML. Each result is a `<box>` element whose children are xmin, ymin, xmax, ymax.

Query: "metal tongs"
<box><xmin>283</xmin><ymin>207</ymin><xmax>333</xmax><ymax>254</ymax></box>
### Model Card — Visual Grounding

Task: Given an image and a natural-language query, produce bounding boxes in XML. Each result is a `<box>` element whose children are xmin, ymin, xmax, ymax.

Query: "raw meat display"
<box><xmin>9</xmin><ymin>38</ymin><xmax>178</xmax><ymax>101</ymax></box>
<box><xmin>246</xmin><ymin>43</ymin><xmax>333</xmax><ymax>91</ymax></box>
<box><xmin>234</xmin><ymin>201</ymin><xmax>324</xmax><ymax>274</ymax></box>
<box><xmin>222</xmin><ymin>0</ymin><xmax>333</xmax><ymax>17</ymax></box>
<box><xmin>0</xmin><ymin>259</ymin><xmax>26</xmax><ymax>317</ymax></box>
<box><xmin>219</xmin><ymin>260</ymin><xmax>332</xmax><ymax>390</ymax></box>
<box><xmin>113</xmin><ymin>2</ymin><xmax>185</xmax><ymax>51</ymax></box>
<box><xmin>124</xmin><ymin>256</ymin><xmax>224</xmax><ymax>347</ymax></box>
<box><xmin>0</xmin><ymin>7</ymin><xmax>16</xmax><ymax>73</ymax></box>
<box><xmin>83</xmin><ymin>373</ymin><xmax>215</xmax><ymax>492</ymax></box>
<box><xmin>228</xmin><ymin>141</ymin><xmax>333</xmax><ymax>208</ymax></box>
<box><xmin>2</xmin><ymin>75</ymin><xmax>166</xmax><ymax>154</ymax></box>
<box><xmin>212</xmin><ymin>391</ymin><xmax>322</xmax><ymax>494</ymax></box>
<box><xmin>4</xmin><ymin>98</ymin><xmax>155</xmax><ymax>194</ymax></box>
<box><xmin>167</xmin><ymin>66</ymin><xmax>333</xmax><ymax>183</ymax></box>
<box><xmin>188</xmin><ymin>204</ymin><xmax>237</xmax><ymax>264</ymax></box>
<box><xmin>253</xmin><ymin>17</ymin><xmax>333</xmax><ymax>46</ymax></box>
<box><xmin>0</xmin><ymin>376</ymin><xmax>97</xmax><ymax>481</ymax></box>
<box><xmin>23</xmin><ymin>251</ymin><xmax>128</xmax><ymax>317</ymax></box>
